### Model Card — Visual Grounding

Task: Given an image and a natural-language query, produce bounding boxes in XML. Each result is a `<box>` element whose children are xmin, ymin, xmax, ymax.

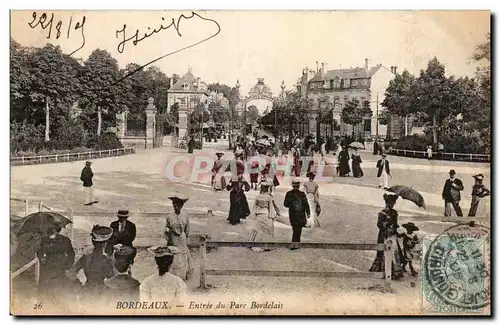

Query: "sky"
<box><xmin>10</xmin><ymin>10</ymin><xmax>490</xmax><ymax>96</ymax></box>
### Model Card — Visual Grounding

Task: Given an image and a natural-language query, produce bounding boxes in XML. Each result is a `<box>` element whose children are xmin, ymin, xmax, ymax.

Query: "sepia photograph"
<box><xmin>9</xmin><ymin>9</ymin><xmax>491</xmax><ymax>316</ymax></box>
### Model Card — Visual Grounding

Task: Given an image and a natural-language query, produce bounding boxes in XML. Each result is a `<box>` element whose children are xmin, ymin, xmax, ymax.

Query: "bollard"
<box><xmin>34</xmin><ymin>258</ymin><xmax>40</xmax><ymax>286</ymax></box>
<box><xmin>384</xmin><ymin>236</ymin><xmax>394</xmax><ymax>289</ymax></box>
<box><xmin>199</xmin><ymin>235</ymin><xmax>207</xmax><ymax>288</ymax></box>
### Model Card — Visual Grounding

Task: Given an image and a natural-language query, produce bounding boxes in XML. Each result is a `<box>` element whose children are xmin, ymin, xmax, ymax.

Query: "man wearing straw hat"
<box><xmin>105</xmin><ymin>210</ymin><xmax>137</xmax><ymax>260</ymax></box>
<box><xmin>140</xmin><ymin>246</ymin><xmax>187</xmax><ymax>301</ymax></box>
<box><xmin>284</xmin><ymin>178</ymin><xmax>310</xmax><ymax>250</ymax></box>
<box><xmin>81</xmin><ymin>161</ymin><xmax>98</xmax><ymax>206</ymax></box>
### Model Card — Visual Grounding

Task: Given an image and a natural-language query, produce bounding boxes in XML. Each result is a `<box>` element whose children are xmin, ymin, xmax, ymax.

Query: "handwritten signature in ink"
<box><xmin>114</xmin><ymin>11</ymin><xmax>220</xmax><ymax>84</ymax></box>
<box><xmin>28</xmin><ymin>12</ymin><xmax>86</xmax><ymax>56</ymax></box>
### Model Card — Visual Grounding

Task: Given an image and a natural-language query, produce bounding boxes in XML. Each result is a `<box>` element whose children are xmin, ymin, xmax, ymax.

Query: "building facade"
<box><xmin>296</xmin><ymin>60</ymin><xmax>397</xmax><ymax>140</ymax></box>
<box><xmin>166</xmin><ymin>68</ymin><xmax>209</xmax><ymax>139</ymax></box>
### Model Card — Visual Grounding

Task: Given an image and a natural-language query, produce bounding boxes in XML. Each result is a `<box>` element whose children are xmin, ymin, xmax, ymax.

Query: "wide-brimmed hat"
<box><xmin>147</xmin><ymin>246</ymin><xmax>180</xmax><ymax>258</ymax></box>
<box><xmin>215</xmin><ymin>152</ymin><xmax>224</xmax><ymax>157</ymax></box>
<box><xmin>307</xmin><ymin>171</ymin><xmax>316</xmax><ymax>178</ymax></box>
<box><xmin>85</xmin><ymin>161</ymin><xmax>92</xmax><ymax>165</ymax></box>
<box><xmin>383</xmin><ymin>191</ymin><xmax>398</xmax><ymax>204</ymax></box>
<box><xmin>449</xmin><ymin>169</ymin><xmax>456</xmax><ymax>175</ymax></box>
<box><xmin>473</xmin><ymin>174</ymin><xmax>484</xmax><ymax>181</ymax></box>
<box><xmin>91</xmin><ymin>225</ymin><xmax>113</xmax><ymax>242</ymax></box>
<box><xmin>113</xmin><ymin>244</ymin><xmax>136</xmax><ymax>259</ymax></box>
<box><xmin>168</xmin><ymin>193</ymin><xmax>189</xmax><ymax>203</ymax></box>
<box><xmin>117</xmin><ymin>210</ymin><xmax>129</xmax><ymax>218</ymax></box>
<box><xmin>402</xmin><ymin>222</ymin><xmax>419</xmax><ymax>233</ymax></box>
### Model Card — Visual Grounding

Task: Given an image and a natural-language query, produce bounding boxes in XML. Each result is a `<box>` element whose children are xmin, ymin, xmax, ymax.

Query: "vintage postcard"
<box><xmin>9</xmin><ymin>10</ymin><xmax>491</xmax><ymax>316</ymax></box>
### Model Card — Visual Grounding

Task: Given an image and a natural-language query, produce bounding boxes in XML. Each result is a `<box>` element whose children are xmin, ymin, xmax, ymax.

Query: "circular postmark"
<box><xmin>423</xmin><ymin>223</ymin><xmax>490</xmax><ymax>310</ymax></box>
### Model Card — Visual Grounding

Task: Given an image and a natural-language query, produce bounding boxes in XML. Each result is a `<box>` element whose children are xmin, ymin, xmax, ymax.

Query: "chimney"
<box><xmin>316</xmin><ymin>61</ymin><xmax>319</xmax><ymax>73</ymax></box>
<box><xmin>321</xmin><ymin>62</ymin><xmax>325</xmax><ymax>76</ymax></box>
<box><xmin>393</xmin><ymin>66</ymin><xmax>398</xmax><ymax>74</ymax></box>
<box><xmin>365</xmin><ymin>58</ymin><xmax>369</xmax><ymax>69</ymax></box>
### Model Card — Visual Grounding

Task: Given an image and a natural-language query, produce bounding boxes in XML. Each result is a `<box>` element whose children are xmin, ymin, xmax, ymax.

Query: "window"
<box><xmin>351</xmin><ymin>80</ymin><xmax>358</xmax><ymax>87</ymax></box>
<box><xmin>179</xmin><ymin>97</ymin><xmax>186</xmax><ymax>104</ymax></box>
<box><xmin>343</xmin><ymin>79</ymin><xmax>350</xmax><ymax>88</ymax></box>
<box><xmin>364</xmin><ymin>119</ymin><xmax>372</xmax><ymax>132</ymax></box>
<box><xmin>183</xmin><ymin>83</ymin><xmax>190</xmax><ymax>90</ymax></box>
<box><xmin>361</xmin><ymin>97</ymin><xmax>369</xmax><ymax>109</ymax></box>
<box><xmin>333</xmin><ymin>79</ymin><xmax>341</xmax><ymax>89</ymax></box>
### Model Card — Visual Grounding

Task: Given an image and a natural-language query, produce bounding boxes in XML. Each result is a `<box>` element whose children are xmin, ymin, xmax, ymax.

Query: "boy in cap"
<box><xmin>442</xmin><ymin>169</ymin><xmax>464</xmax><ymax>217</ymax></box>
<box><xmin>468</xmin><ymin>174</ymin><xmax>490</xmax><ymax>217</ymax></box>
<box><xmin>81</xmin><ymin>161</ymin><xmax>98</xmax><ymax>206</ymax></box>
<box><xmin>105</xmin><ymin>210</ymin><xmax>137</xmax><ymax>260</ymax></box>
<box><xmin>283</xmin><ymin>178</ymin><xmax>310</xmax><ymax>250</ymax></box>
<box><xmin>140</xmin><ymin>246</ymin><xmax>187</xmax><ymax>301</ymax></box>
<box><xmin>104</xmin><ymin>245</ymin><xmax>140</xmax><ymax>303</ymax></box>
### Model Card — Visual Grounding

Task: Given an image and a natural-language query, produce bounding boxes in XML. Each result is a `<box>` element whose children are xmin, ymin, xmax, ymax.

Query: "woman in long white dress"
<box><xmin>303</xmin><ymin>172</ymin><xmax>321</xmax><ymax>228</ymax></box>
<box><xmin>164</xmin><ymin>195</ymin><xmax>194</xmax><ymax>281</ymax></box>
<box><xmin>248</xmin><ymin>181</ymin><xmax>281</xmax><ymax>252</ymax></box>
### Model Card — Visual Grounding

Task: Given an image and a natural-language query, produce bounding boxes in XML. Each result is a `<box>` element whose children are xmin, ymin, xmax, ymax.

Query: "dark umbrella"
<box><xmin>15</xmin><ymin>211</ymin><xmax>73</xmax><ymax>235</ymax></box>
<box><xmin>387</xmin><ymin>185</ymin><xmax>427</xmax><ymax>209</ymax></box>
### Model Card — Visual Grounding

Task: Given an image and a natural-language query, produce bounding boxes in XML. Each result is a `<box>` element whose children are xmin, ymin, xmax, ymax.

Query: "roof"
<box><xmin>168</xmin><ymin>70</ymin><xmax>208</xmax><ymax>93</ymax></box>
<box><xmin>309</xmin><ymin>65</ymin><xmax>382</xmax><ymax>82</ymax></box>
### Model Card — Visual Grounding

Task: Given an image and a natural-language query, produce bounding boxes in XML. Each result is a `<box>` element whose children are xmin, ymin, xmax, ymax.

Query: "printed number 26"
<box><xmin>33</xmin><ymin>303</ymin><xmax>42</xmax><ymax>309</ymax></box>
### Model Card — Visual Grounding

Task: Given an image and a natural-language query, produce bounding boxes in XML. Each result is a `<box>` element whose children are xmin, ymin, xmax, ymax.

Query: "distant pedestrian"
<box><xmin>351</xmin><ymin>149</ymin><xmax>364</xmax><ymax>178</ymax></box>
<box><xmin>209</xmin><ymin>152</ymin><xmax>226</xmax><ymax>216</ymax></box>
<box><xmin>438</xmin><ymin>142</ymin><xmax>445</xmax><ymax>159</ymax></box>
<box><xmin>226</xmin><ymin>175</ymin><xmax>251</xmax><ymax>225</ymax></box>
<box><xmin>373</xmin><ymin>140</ymin><xmax>379</xmax><ymax>155</ymax></box>
<box><xmin>427</xmin><ymin>145</ymin><xmax>433</xmax><ymax>160</ymax></box>
<box><xmin>283</xmin><ymin>178</ymin><xmax>310</xmax><ymax>250</ymax></box>
<box><xmin>320</xmin><ymin>140</ymin><xmax>327</xmax><ymax>165</ymax></box>
<box><xmin>442</xmin><ymin>169</ymin><xmax>464</xmax><ymax>217</ymax></box>
<box><xmin>338</xmin><ymin>146</ymin><xmax>350</xmax><ymax>177</ymax></box>
<box><xmin>303</xmin><ymin>172</ymin><xmax>321</xmax><ymax>228</ymax></box>
<box><xmin>468</xmin><ymin>174</ymin><xmax>490</xmax><ymax>217</ymax></box>
<box><xmin>187</xmin><ymin>135</ymin><xmax>195</xmax><ymax>154</ymax></box>
<box><xmin>81</xmin><ymin>161</ymin><xmax>97</xmax><ymax>206</ymax></box>
<box><xmin>376</xmin><ymin>154</ymin><xmax>391</xmax><ymax>189</ymax></box>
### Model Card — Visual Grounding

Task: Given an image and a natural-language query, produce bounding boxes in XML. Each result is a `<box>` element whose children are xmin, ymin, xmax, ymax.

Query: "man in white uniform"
<box><xmin>376</xmin><ymin>154</ymin><xmax>391</xmax><ymax>189</ymax></box>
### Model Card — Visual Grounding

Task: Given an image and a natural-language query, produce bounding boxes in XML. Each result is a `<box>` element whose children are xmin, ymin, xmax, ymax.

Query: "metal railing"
<box><xmin>10</xmin><ymin>147</ymin><xmax>135</xmax><ymax>165</ymax></box>
<box><xmin>198</xmin><ymin>236</ymin><xmax>397</xmax><ymax>289</ymax></box>
<box><xmin>388</xmin><ymin>148</ymin><xmax>490</xmax><ymax>162</ymax></box>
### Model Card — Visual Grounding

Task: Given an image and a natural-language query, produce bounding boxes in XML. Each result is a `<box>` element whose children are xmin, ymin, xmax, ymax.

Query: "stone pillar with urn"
<box><xmin>145</xmin><ymin>98</ymin><xmax>157</xmax><ymax>149</ymax></box>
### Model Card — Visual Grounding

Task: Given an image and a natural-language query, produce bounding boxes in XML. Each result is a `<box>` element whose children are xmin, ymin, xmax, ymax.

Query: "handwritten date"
<box><xmin>28</xmin><ymin>12</ymin><xmax>86</xmax><ymax>56</ymax></box>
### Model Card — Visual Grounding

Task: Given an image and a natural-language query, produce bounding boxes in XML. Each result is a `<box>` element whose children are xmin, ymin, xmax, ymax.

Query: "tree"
<box><xmin>27</xmin><ymin>44</ymin><xmax>81</xmax><ymax>141</ymax></box>
<box><xmin>78</xmin><ymin>49</ymin><xmax>125</xmax><ymax>136</ymax></box>
<box><xmin>247</xmin><ymin>106</ymin><xmax>260</xmax><ymax>124</ymax></box>
<box><xmin>10</xmin><ymin>38</ymin><xmax>33</xmax><ymax>122</ymax></box>
<box><xmin>341</xmin><ymin>98</ymin><xmax>364</xmax><ymax>138</ymax></box>
<box><xmin>207</xmin><ymin>83</ymin><xmax>231</xmax><ymax>99</ymax></box>
<box><xmin>169</xmin><ymin>102</ymin><xmax>179</xmax><ymax>124</ymax></box>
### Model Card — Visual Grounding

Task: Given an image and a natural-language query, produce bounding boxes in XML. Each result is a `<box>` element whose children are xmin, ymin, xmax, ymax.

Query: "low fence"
<box><xmin>10</xmin><ymin>147</ymin><xmax>136</xmax><ymax>166</ymax></box>
<box><xmin>388</xmin><ymin>148</ymin><xmax>490</xmax><ymax>163</ymax></box>
<box><xmin>198</xmin><ymin>236</ymin><xmax>396</xmax><ymax>289</ymax></box>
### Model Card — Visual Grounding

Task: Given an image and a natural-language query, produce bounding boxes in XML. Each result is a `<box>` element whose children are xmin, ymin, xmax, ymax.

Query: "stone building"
<box><xmin>296</xmin><ymin>59</ymin><xmax>397</xmax><ymax>140</ymax></box>
<box><xmin>166</xmin><ymin>68</ymin><xmax>209</xmax><ymax>139</ymax></box>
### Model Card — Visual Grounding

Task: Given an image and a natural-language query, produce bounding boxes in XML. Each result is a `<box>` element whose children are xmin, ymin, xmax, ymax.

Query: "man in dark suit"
<box><xmin>105</xmin><ymin>210</ymin><xmax>137</xmax><ymax>261</ymax></box>
<box><xmin>284</xmin><ymin>178</ymin><xmax>310</xmax><ymax>250</ymax></box>
<box><xmin>442</xmin><ymin>169</ymin><xmax>464</xmax><ymax>217</ymax></box>
<box><xmin>81</xmin><ymin>161</ymin><xmax>98</xmax><ymax>206</ymax></box>
<box><xmin>376</xmin><ymin>154</ymin><xmax>391</xmax><ymax>189</ymax></box>
<box><xmin>104</xmin><ymin>245</ymin><xmax>140</xmax><ymax>304</ymax></box>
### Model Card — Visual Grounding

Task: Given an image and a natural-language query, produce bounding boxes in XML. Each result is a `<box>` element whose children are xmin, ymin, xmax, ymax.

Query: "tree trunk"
<box><xmin>44</xmin><ymin>98</ymin><xmax>50</xmax><ymax>142</ymax></box>
<box><xmin>97</xmin><ymin>107</ymin><xmax>102</xmax><ymax>136</ymax></box>
<box><xmin>432</xmin><ymin>114</ymin><xmax>437</xmax><ymax>145</ymax></box>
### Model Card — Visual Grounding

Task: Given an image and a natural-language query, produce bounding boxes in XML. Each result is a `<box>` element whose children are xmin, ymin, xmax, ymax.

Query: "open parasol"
<box><xmin>387</xmin><ymin>185</ymin><xmax>427</xmax><ymax>209</ymax></box>
<box><xmin>15</xmin><ymin>211</ymin><xmax>73</xmax><ymax>235</ymax></box>
<box><xmin>349</xmin><ymin>142</ymin><xmax>365</xmax><ymax>149</ymax></box>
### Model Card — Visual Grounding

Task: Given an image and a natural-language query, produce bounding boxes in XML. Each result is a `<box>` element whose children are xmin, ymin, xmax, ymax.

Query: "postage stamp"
<box><xmin>421</xmin><ymin>223</ymin><xmax>490</xmax><ymax>315</ymax></box>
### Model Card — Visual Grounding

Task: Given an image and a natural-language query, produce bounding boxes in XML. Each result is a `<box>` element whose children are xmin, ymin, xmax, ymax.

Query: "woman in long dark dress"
<box><xmin>351</xmin><ymin>149</ymin><xmax>364</xmax><ymax>178</ymax></box>
<box><xmin>226</xmin><ymin>175</ymin><xmax>251</xmax><ymax>225</ymax></box>
<box><xmin>36</xmin><ymin>226</ymin><xmax>75</xmax><ymax>307</ymax></box>
<box><xmin>338</xmin><ymin>146</ymin><xmax>351</xmax><ymax>177</ymax></box>
<box><xmin>369</xmin><ymin>193</ymin><xmax>404</xmax><ymax>279</ymax></box>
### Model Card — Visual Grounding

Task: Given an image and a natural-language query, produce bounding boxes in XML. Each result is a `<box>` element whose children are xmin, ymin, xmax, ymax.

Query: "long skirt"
<box><xmin>167</xmin><ymin>233</ymin><xmax>194</xmax><ymax>281</ymax></box>
<box><xmin>352</xmin><ymin>162</ymin><xmax>364</xmax><ymax>178</ymax></box>
<box><xmin>305</xmin><ymin>193</ymin><xmax>321</xmax><ymax>228</ymax></box>
<box><xmin>227</xmin><ymin>191</ymin><xmax>250</xmax><ymax>225</ymax></box>
<box><xmin>339</xmin><ymin>160</ymin><xmax>350</xmax><ymax>176</ymax></box>
<box><xmin>369</xmin><ymin>234</ymin><xmax>403</xmax><ymax>278</ymax></box>
<box><xmin>248</xmin><ymin>213</ymin><xmax>275</xmax><ymax>252</ymax></box>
